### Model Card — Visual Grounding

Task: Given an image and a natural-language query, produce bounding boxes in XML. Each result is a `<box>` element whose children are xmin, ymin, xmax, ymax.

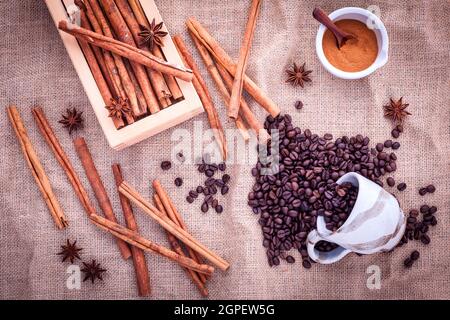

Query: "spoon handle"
<box><xmin>312</xmin><ymin>7</ymin><xmax>345</xmax><ymax>38</ymax></box>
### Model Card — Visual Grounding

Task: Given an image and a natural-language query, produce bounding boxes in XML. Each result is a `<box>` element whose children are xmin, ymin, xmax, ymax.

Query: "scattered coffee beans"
<box><xmin>161</xmin><ymin>160</ymin><xmax>172</xmax><ymax>170</ymax></box>
<box><xmin>186</xmin><ymin>156</ymin><xmax>231</xmax><ymax>214</ymax></box>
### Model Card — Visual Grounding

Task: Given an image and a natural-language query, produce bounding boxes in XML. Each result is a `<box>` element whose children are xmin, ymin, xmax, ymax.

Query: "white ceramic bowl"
<box><xmin>315</xmin><ymin>7</ymin><xmax>389</xmax><ymax>80</ymax></box>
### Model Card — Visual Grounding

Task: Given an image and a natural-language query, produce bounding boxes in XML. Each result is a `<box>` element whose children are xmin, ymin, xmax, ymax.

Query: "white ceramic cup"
<box><xmin>315</xmin><ymin>7</ymin><xmax>389</xmax><ymax>79</ymax></box>
<box><xmin>307</xmin><ymin>172</ymin><xmax>406</xmax><ymax>264</ymax></box>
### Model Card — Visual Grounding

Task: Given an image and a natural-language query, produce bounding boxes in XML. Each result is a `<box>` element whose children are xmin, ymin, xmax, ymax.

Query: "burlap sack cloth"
<box><xmin>0</xmin><ymin>0</ymin><xmax>449</xmax><ymax>299</ymax></box>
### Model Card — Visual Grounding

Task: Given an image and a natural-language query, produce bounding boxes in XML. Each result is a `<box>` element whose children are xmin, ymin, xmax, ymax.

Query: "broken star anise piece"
<box><xmin>384</xmin><ymin>97</ymin><xmax>411</xmax><ymax>124</ymax></box>
<box><xmin>286</xmin><ymin>62</ymin><xmax>312</xmax><ymax>88</ymax></box>
<box><xmin>138</xmin><ymin>19</ymin><xmax>168</xmax><ymax>51</ymax></box>
<box><xmin>105</xmin><ymin>97</ymin><xmax>131</xmax><ymax>121</ymax></box>
<box><xmin>57</xmin><ymin>239</ymin><xmax>83</xmax><ymax>264</ymax></box>
<box><xmin>59</xmin><ymin>108</ymin><xmax>84</xmax><ymax>134</ymax></box>
<box><xmin>81</xmin><ymin>259</ymin><xmax>106</xmax><ymax>284</ymax></box>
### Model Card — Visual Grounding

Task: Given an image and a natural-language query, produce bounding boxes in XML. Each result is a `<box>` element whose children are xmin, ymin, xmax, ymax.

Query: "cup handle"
<box><xmin>307</xmin><ymin>230</ymin><xmax>353</xmax><ymax>264</ymax></box>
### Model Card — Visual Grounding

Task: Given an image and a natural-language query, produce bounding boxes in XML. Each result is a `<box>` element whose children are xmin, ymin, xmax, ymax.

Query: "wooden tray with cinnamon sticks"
<box><xmin>45</xmin><ymin>0</ymin><xmax>203</xmax><ymax>150</ymax></box>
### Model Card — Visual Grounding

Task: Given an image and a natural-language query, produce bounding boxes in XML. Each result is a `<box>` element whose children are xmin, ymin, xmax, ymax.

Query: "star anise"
<box><xmin>286</xmin><ymin>62</ymin><xmax>312</xmax><ymax>88</ymax></box>
<box><xmin>138</xmin><ymin>19</ymin><xmax>168</xmax><ymax>50</ymax></box>
<box><xmin>57</xmin><ymin>239</ymin><xmax>83</xmax><ymax>263</ymax></box>
<box><xmin>105</xmin><ymin>97</ymin><xmax>131</xmax><ymax>121</ymax></box>
<box><xmin>383</xmin><ymin>97</ymin><xmax>411</xmax><ymax>124</ymax></box>
<box><xmin>59</xmin><ymin>108</ymin><xmax>84</xmax><ymax>134</ymax></box>
<box><xmin>81</xmin><ymin>259</ymin><xmax>106</xmax><ymax>284</ymax></box>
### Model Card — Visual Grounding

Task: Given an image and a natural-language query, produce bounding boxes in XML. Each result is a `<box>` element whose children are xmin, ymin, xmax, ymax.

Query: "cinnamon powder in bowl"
<box><xmin>322</xmin><ymin>19</ymin><xmax>378</xmax><ymax>72</ymax></box>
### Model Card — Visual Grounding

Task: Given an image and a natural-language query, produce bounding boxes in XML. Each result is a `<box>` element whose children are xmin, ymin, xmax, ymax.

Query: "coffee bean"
<box><xmin>420</xmin><ymin>234</ymin><xmax>430</xmax><ymax>245</ymax></box>
<box><xmin>222</xmin><ymin>174</ymin><xmax>231</xmax><ymax>184</ymax></box>
<box><xmin>302</xmin><ymin>259</ymin><xmax>312</xmax><ymax>269</ymax></box>
<box><xmin>160</xmin><ymin>160</ymin><xmax>172</xmax><ymax>170</ymax></box>
<box><xmin>215</xmin><ymin>205</ymin><xmax>223</xmax><ymax>214</ymax></box>
<box><xmin>205</xmin><ymin>169</ymin><xmax>214</xmax><ymax>177</ymax></box>
<box><xmin>387</xmin><ymin>177</ymin><xmax>395</xmax><ymax>187</ymax></box>
<box><xmin>198</xmin><ymin>164</ymin><xmax>206</xmax><ymax>173</ymax></box>
<box><xmin>201</xmin><ymin>202</ymin><xmax>209</xmax><ymax>213</ymax></box>
<box><xmin>376</xmin><ymin>143</ymin><xmax>384</xmax><ymax>152</ymax></box>
<box><xmin>420</xmin><ymin>205</ymin><xmax>430</xmax><ymax>214</ymax></box>
<box><xmin>392</xmin><ymin>142</ymin><xmax>400</xmax><ymax>150</ymax></box>
<box><xmin>428</xmin><ymin>206</ymin><xmax>437</xmax><ymax>214</ymax></box>
<box><xmin>196</xmin><ymin>186</ymin><xmax>204</xmax><ymax>193</ymax></box>
<box><xmin>174</xmin><ymin>177</ymin><xmax>183</xmax><ymax>187</ymax></box>
<box><xmin>295</xmin><ymin>100</ymin><xmax>303</xmax><ymax>110</ymax></box>
<box><xmin>410</xmin><ymin>250</ymin><xmax>420</xmax><ymax>261</ymax></box>
<box><xmin>211</xmin><ymin>198</ymin><xmax>218</xmax><ymax>208</ymax></box>
<box><xmin>404</xmin><ymin>257</ymin><xmax>413</xmax><ymax>268</ymax></box>
<box><xmin>397</xmin><ymin>182</ymin><xmax>407</xmax><ymax>191</ymax></box>
<box><xmin>383</xmin><ymin>140</ymin><xmax>392</xmax><ymax>148</ymax></box>
<box><xmin>324</xmin><ymin>133</ymin><xmax>333</xmax><ymax>140</ymax></box>
<box><xmin>218</xmin><ymin>163</ymin><xmax>226</xmax><ymax>171</ymax></box>
<box><xmin>426</xmin><ymin>184</ymin><xmax>436</xmax><ymax>193</ymax></box>
<box><xmin>391</xmin><ymin>129</ymin><xmax>400</xmax><ymax>138</ymax></box>
<box><xmin>419</xmin><ymin>187</ymin><xmax>428</xmax><ymax>196</ymax></box>
<box><xmin>186</xmin><ymin>196</ymin><xmax>194</xmax><ymax>203</ymax></box>
<box><xmin>286</xmin><ymin>255</ymin><xmax>295</xmax><ymax>263</ymax></box>
<box><xmin>430</xmin><ymin>216</ymin><xmax>437</xmax><ymax>226</ymax></box>
<box><xmin>396</xmin><ymin>124</ymin><xmax>404</xmax><ymax>133</ymax></box>
<box><xmin>221</xmin><ymin>185</ymin><xmax>229</xmax><ymax>195</ymax></box>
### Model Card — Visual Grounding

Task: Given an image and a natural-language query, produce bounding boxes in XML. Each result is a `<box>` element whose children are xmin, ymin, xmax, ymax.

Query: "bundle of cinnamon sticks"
<box><xmin>60</xmin><ymin>0</ymin><xmax>192</xmax><ymax>129</ymax></box>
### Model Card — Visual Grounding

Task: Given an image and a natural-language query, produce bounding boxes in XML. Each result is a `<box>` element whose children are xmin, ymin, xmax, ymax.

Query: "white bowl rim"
<box><xmin>315</xmin><ymin>7</ymin><xmax>389</xmax><ymax>80</ymax></box>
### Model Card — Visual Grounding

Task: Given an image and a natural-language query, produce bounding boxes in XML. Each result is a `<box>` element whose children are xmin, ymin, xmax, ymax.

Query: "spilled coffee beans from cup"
<box><xmin>248</xmin><ymin>114</ymin><xmax>399</xmax><ymax>268</ymax></box>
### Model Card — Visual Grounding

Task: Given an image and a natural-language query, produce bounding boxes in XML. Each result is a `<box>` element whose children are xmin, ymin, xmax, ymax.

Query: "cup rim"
<box><xmin>315</xmin><ymin>7</ymin><xmax>389</xmax><ymax>80</ymax></box>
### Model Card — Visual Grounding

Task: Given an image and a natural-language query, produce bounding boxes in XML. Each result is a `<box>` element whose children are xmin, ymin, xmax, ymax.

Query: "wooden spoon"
<box><xmin>313</xmin><ymin>7</ymin><xmax>356</xmax><ymax>49</ymax></box>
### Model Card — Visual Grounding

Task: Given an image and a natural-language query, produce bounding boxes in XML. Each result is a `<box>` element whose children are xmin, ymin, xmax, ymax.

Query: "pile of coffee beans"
<box><xmin>185</xmin><ymin>156</ymin><xmax>230</xmax><ymax>214</ymax></box>
<box><xmin>248</xmin><ymin>114</ymin><xmax>398</xmax><ymax>267</ymax></box>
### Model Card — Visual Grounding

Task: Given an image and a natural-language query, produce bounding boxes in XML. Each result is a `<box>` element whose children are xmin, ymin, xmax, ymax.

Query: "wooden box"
<box><xmin>45</xmin><ymin>0</ymin><xmax>203</xmax><ymax>150</ymax></box>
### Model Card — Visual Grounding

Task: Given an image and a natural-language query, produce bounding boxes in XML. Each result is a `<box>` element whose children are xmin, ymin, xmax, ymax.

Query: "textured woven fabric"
<box><xmin>1</xmin><ymin>0</ymin><xmax>449</xmax><ymax>299</ymax></box>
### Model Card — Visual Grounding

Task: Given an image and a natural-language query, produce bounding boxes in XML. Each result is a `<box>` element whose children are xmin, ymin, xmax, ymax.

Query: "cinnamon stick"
<box><xmin>216</xmin><ymin>62</ymin><xmax>271</xmax><ymax>143</ymax></box>
<box><xmin>123</xmin><ymin>59</ymin><xmax>148</xmax><ymax>115</ymax></box>
<box><xmin>31</xmin><ymin>107</ymin><xmax>96</xmax><ymax>217</ymax></box>
<box><xmin>98</xmin><ymin>0</ymin><xmax>160</xmax><ymax>114</ymax></box>
<box><xmin>115</xmin><ymin>0</ymin><xmax>172</xmax><ymax>108</ymax></box>
<box><xmin>84</xmin><ymin>0</ymin><xmax>144</xmax><ymax>117</ymax></box>
<box><xmin>73</xmin><ymin>137</ymin><xmax>131</xmax><ymax>260</ymax></box>
<box><xmin>74</xmin><ymin>22</ymin><xmax>124</xmax><ymax>129</ymax></box>
<box><xmin>58</xmin><ymin>21</ymin><xmax>193</xmax><ymax>83</ymax></box>
<box><xmin>190</xmin><ymin>34</ymin><xmax>252</xmax><ymax>142</ymax></box>
<box><xmin>7</xmin><ymin>106</ymin><xmax>68</xmax><ymax>229</ymax></box>
<box><xmin>119</xmin><ymin>181</ymin><xmax>230</xmax><ymax>271</ymax></box>
<box><xmin>228</xmin><ymin>0</ymin><xmax>261</xmax><ymax>119</ymax></box>
<box><xmin>154</xmin><ymin>194</ymin><xmax>208</xmax><ymax>297</ymax></box>
<box><xmin>112</xmin><ymin>164</ymin><xmax>150</xmax><ymax>297</ymax></box>
<box><xmin>186</xmin><ymin>17</ymin><xmax>280</xmax><ymax>117</ymax></box>
<box><xmin>90</xmin><ymin>213</ymin><xmax>213</xmax><ymax>275</ymax></box>
<box><xmin>152</xmin><ymin>180</ymin><xmax>207</xmax><ymax>283</ymax></box>
<box><xmin>154</xmin><ymin>46</ymin><xmax>184</xmax><ymax>101</ymax></box>
<box><xmin>127</xmin><ymin>0</ymin><xmax>184</xmax><ymax>101</ymax></box>
<box><xmin>173</xmin><ymin>35</ymin><xmax>227</xmax><ymax>161</ymax></box>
